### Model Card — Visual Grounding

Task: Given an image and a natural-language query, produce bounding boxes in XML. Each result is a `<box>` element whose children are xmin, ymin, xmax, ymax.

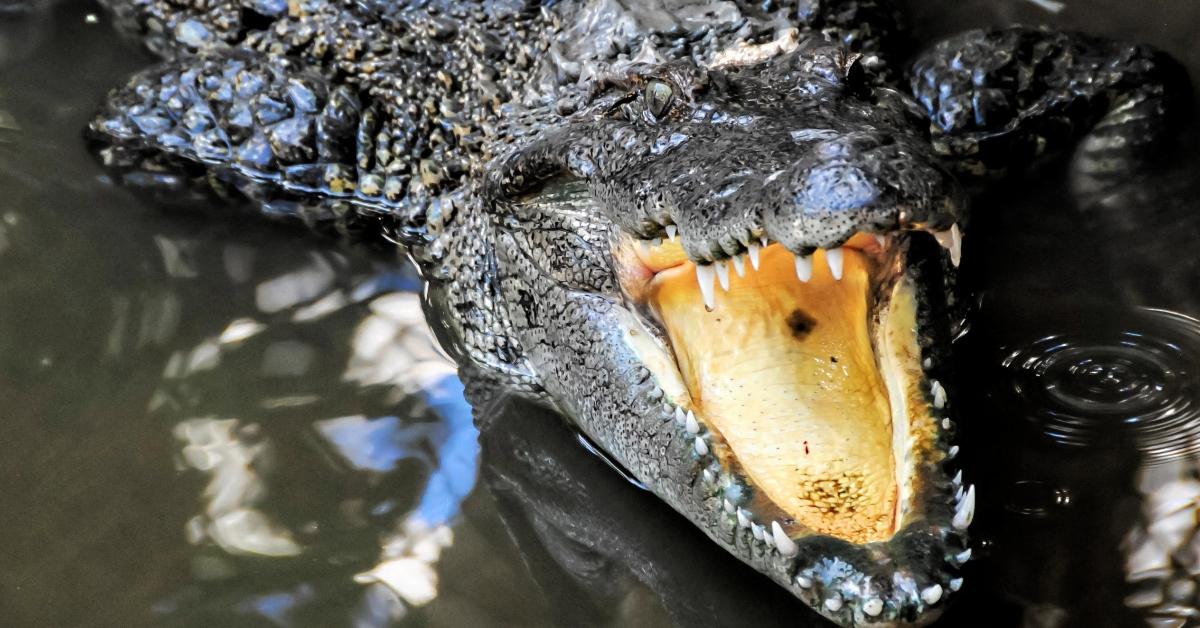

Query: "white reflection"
<box><xmin>255</xmin><ymin>252</ymin><xmax>336</xmax><ymax>313</ymax></box>
<box><xmin>353</xmin><ymin>517</ymin><xmax>454</xmax><ymax>610</ymax></box>
<box><xmin>343</xmin><ymin>292</ymin><xmax>455</xmax><ymax>394</ymax></box>
<box><xmin>219</xmin><ymin>317</ymin><xmax>267</xmax><ymax>344</ymax></box>
<box><xmin>174</xmin><ymin>418</ymin><xmax>302</xmax><ymax>557</ymax></box>
<box><xmin>1123</xmin><ymin>459</ymin><xmax>1200</xmax><ymax>622</ymax></box>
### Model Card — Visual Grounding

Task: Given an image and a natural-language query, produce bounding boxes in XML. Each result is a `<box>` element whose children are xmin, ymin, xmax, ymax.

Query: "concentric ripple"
<box><xmin>999</xmin><ymin>308</ymin><xmax>1200</xmax><ymax>463</ymax></box>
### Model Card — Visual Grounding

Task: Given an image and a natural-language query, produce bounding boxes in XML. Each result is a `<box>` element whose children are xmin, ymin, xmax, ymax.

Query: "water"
<box><xmin>2</xmin><ymin>1</ymin><xmax>1200</xmax><ymax>627</ymax></box>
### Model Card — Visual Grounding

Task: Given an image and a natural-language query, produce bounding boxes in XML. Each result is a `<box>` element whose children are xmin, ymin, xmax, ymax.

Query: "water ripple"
<box><xmin>999</xmin><ymin>308</ymin><xmax>1200</xmax><ymax>463</ymax></box>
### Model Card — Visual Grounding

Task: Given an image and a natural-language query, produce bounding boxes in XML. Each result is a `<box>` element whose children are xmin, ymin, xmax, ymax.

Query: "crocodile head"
<box><xmin>480</xmin><ymin>41</ymin><xmax>971</xmax><ymax>626</ymax></box>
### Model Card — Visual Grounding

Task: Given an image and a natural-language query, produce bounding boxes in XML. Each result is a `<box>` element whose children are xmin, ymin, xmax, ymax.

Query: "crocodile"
<box><xmin>84</xmin><ymin>1</ymin><xmax>1190</xmax><ymax>625</ymax></box>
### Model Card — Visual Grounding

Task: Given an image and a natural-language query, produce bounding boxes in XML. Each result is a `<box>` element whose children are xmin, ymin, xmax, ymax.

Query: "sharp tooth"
<box><xmin>685</xmin><ymin>410</ymin><xmax>700</xmax><ymax>434</ymax></box>
<box><xmin>763</xmin><ymin>531</ymin><xmax>775</xmax><ymax>548</ymax></box>
<box><xmin>795</xmin><ymin>575</ymin><xmax>813</xmax><ymax>588</ymax></box>
<box><xmin>933</xmin><ymin>224</ymin><xmax>963</xmax><ymax>267</ymax></box>
<box><xmin>724</xmin><ymin>498</ymin><xmax>735</xmax><ymax>514</ymax></box>
<box><xmin>760</xmin><ymin>236</ymin><xmax>769</xmax><ymax>248</ymax></box>
<box><xmin>731</xmin><ymin>254</ymin><xmax>745</xmax><ymax>277</ymax></box>
<box><xmin>824</xmin><ymin>595</ymin><xmax>843</xmax><ymax>612</ymax></box>
<box><xmin>921</xmin><ymin>584</ymin><xmax>944</xmax><ymax>605</ymax></box>
<box><xmin>715</xmin><ymin>259</ymin><xmax>730</xmax><ymax>291</ymax></box>
<box><xmin>949</xmin><ymin>578</ymin><xmax>963</xmax><ymax>592</ymax></box>
<box><xmin>696</xmin><ymin>264</ymin><xmax>716</xmax><ymax>310</ymax></box>
<box><xmin>874</xmin><ymin>234</ymin><xmax>886</xmax><ymax>247</ymax></box>
<box><xmin>948</xmin><ymin>445</ymin><xmax>960</xmax><ymax>459</ymax></box>
<box><xmin>674</xmin><ymin>406</ymin><xmax>686</xmax><ymax>425</ymax></box>
<box><xmin>953</xmin><ymin>547</ymin><xmax>972</xmax><ymax>564</ymax></box>
<box><xmin>702</xmin><ymin>468</ymin><xmax>715</xmax><ymax>483</ymax></box>
<box><xmin>942</xmin><ymin>418</ymin><xmax>953</xmax><ymax>430</ymax></box>
<box><xmin>771</xmin><ymin>521</ymin><xmax>798</xmax><ymax>556</ymax></box>
<box><xmin>736</xmin><ymin>508</ymin><xmax>751</xmax><ymax>528</ymax></box>
<box><xmin>951</xmin><ymin>223</ymin><xmax>962</xmax><ymax>266</ymax></box>
<box><xmin>863</xmin><ymin>598</ymin><xmax>883</xmax><ymax>617</ymax></box>
<box><xmin>826</xmin><ymin>247</ymin><xmax>844</xmax><ymax>280</ymax></box>
<box><xmin>694</xmin><ymin>436</ymin><xmax>709</xmax><ymax>456</ymax></box>
<box><xmin>953</xmin><ymin>470</ymin><xmax>963</xmax><ymax>487</ymax></box>
<box><xmin>931</xmin><ymin>380</ymin><xmax>947</xmax><ymax>408</ymax></box>
<box><xmin>956</xmin><ymin>485</ymin><xmax>964</xmax><ymax>502</ymax></box>
<box><xmin>794</xmin><ymin>254</ymin><xmax>812</xmax><ymax>282</ymax></box>
<box><xmin>751</xmin><ymin>522</ymin><xmax>765</xmax><ymax>541</ymax></box>
<box><xmin>953</xmin><ymin>485</ymin><xmax>975</xmax><ymax>529</ymax></box>
<box><xmin>747</xmin><ymin>242</ymin><xmax>761</xmax><ymax>269</ymax></box>
<box><xmin>666</xmin><ymin>225</ymin><xmax>677</xmax><ymax>241</ymax></box>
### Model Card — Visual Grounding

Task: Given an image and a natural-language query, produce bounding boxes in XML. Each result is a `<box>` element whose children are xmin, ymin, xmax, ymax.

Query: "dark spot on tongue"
<box><xmin>787</xmin><ymin>309</ymin><xmax>817</xmax><ymax>339</ymax></box>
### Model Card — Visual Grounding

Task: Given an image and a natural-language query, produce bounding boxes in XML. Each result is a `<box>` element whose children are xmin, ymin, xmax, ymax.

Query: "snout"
<box><xmin>766</xmin><ymin>132</ymin><xmax>964</xmax><ymax>252</ymax></box>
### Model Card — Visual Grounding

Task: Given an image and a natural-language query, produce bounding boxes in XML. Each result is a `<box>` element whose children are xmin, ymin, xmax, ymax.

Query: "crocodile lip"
<box><xmin>615</xmin><ymin>232</ymin><xmax>944</xmax><ymax>545</ymax></box>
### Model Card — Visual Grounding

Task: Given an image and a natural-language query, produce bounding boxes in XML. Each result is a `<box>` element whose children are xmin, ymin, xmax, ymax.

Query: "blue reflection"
<box><xmin>317</xmin><ymin>373</ymin><xmax>478</xmax><ymax>527</ymax></box>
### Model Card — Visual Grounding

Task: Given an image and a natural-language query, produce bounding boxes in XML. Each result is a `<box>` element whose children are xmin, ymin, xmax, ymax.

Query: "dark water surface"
<box><xmin>2</xmin><ymin>1</ymin><xmax>1200</xmax><ymax>627</ymax></box>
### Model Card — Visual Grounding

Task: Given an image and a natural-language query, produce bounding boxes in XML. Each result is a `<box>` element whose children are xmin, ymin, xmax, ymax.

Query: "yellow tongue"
<box><xmin>648</xmin><ymin>246</ymin><xmax>897</xmax><ymax>543</ymax></box>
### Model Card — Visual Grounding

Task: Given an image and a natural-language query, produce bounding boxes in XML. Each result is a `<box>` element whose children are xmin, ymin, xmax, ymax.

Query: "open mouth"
<box><xmin>614</xmin><ymin>227</ymin><xmax>962</xmax><ymax>548</ymax></box>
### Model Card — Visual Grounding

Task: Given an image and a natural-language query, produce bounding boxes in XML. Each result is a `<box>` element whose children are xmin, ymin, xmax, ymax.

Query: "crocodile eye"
<box><xmin>644</xmin><ymin>80</ymin><xmax>674</xmax><ymax>120</ymax></box>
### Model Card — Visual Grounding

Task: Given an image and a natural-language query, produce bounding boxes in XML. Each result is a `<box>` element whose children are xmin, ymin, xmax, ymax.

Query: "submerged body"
<box><xmin>86</xmin><ymin>1</ymin><xmax>1188</xmax><ymax>625</ymax></box>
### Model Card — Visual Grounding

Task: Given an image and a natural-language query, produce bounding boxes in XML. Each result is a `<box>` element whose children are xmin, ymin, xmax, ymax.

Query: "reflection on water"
<box><xmin>999</xmin><ymin>308</ymin><xmax>1200</xmax><ymax>463</ymax></box>
<box><xmin>3</xmin><ymin>1</ymin><xmax>1200</xmax><ymax>627</ymax></box>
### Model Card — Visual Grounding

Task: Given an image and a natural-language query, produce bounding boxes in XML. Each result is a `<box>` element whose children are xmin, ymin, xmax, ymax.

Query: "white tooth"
<box><xmin>674</xmin><ymin>406</ymin><xmax>686</xmax><ymax>425</ymax></box>
<box><xmin>737</xmin><ymin>508</ymin><xmax>751</xmax><ymax>528</ymax></box>
<box><xmin>921</xmin><ymin>584</ymin><xmax>944</xmax><ymax>605</ymax></box>
<box><xmin>694</xmin><ymin>437</ymin><xmax>708</xmax><ymax>456</ymax></box>
<box><xmin>772</xmin><ymin>521</ymin><xmax>798</xmax><ymax>556</ymax></box>
<box><xmin>715</xmin><ymin>260</ymin><xmax>730</xmax><ymax>291</ymax></box>
<box><xmin>794</xmin><ymin>254</ymin><xmax>813</xmax><ymax>282</ymax></box>
<box><xmin>874</xmin><ymin>234</ymin><xmax>886</xmax><ymax>247</ymax></box>
<box><xmin>703</xmin><ymin>468</ymin><xmax>715</xmax><ymax>483</ymax></box>
<box><xmin>685</xmin><ymin>410</ymin><xmax>700</xmax><ymax>434</ymax></box>
<box><xmin>942</xmin><ymin>418</ymin><xmax>953</xmax><ymax>430</ymax></box>
<box><xmin>666</xmin><ymin>225</ymin><xmax>677</xmax><ymax>241</ymax></box>
<box><xmin>763</xmin><ymin>531</ymin><xmax>775</xmax><ymax>548</ymax></box>
<box><xmin>951</xmin><ymin>223</ymin><xmax>962</xmax><ymax>266</ymax></box>
<box><xmin>760</xmin><ymin>236</ymin><xmax>769</xmax><ymax>248</ymax></box>
<box><xmin>724</xmin><ymin>498</ymin><xmax>735</xmax><ymax>514</ymax></box>
<box><xmin>696</xmin><ymin>264</ymin><xmax>716</xmax><ymax>310</ymax></box>
<box><xmin>931</xmin><ymin>380</ymin><xmax>947</xmax><ymax>408</ymax></box>
<box><xmin>949</xmin><ymin>578</ymin><xmax>963</xmax><ymax>592</ymax></box>
<box><xmin>933</xmin><ymin>225</ymin><xmax>963</xmax><ymax>267</ymax></box>
<box><xmin>953</xmin><ymin>470</ymin><xmax>963</xmax><ymax>487</ymax></box>
<box><xmin>826</xmin><ymin>247</ymin><xmax>844</xmax><ymax>280</ymax></box>
<box><xmin>956</xmin><ymin>485</ymin><xmax>964</xmax><ymax>502</ymax></box>
<box><xmin>863</xmin><ymin>598</ymin><xmax>883</xmax><ymax>617</ymax></box>
<box><xmin>824</xmin><ymin>595</ymin><xmax>843</xmax><ymax>612</ymax></box>
<box><xmin>731</xmin><ymin>254</ymin><xmax>745</xmax><ymax>277</ymax></box>
<box><xmin>954</xmin><ymin>547</ymin><xmax>972</xmax><ymax>564</ymax></box>
<box><xmin>747</xmin><ymin>242</ymin><xmax>761</xmax><ymax>269</ymax></box>
<box><xmin>751</xmin><ymin>522</ymin><xmax>765</xmax><ymax>541</ymax></box>
<box><xmin>953</xmin><ymin>485</ymin><xmax>975</xmax><ymax>529</ymax></box>
<box><xmin>948</xmin><ymin>445</ymin><xmax>960</xmax><ymax>459</ymax></box>
<box><xmin>651</xmin><ymin>238</ymin><xmax>662</xmax><ymax>247</ymax></box>
<box><xmin>795</xmin><ymin>575</ymin><xmax>813</xmax><ymax>589</ymax></box>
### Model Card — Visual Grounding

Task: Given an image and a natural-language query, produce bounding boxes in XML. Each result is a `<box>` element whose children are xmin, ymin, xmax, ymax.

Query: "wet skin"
<box><xmin>84</xmin><ymin>1</ymin><xmax>1192</xmax><ymax>625</ymax></box>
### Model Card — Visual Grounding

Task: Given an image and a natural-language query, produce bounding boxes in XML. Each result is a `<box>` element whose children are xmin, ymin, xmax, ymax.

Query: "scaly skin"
<box><xmin>85</xmin><ymin>1</ymin><xmax>1190</xmax><ymax>625</ymax></box>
